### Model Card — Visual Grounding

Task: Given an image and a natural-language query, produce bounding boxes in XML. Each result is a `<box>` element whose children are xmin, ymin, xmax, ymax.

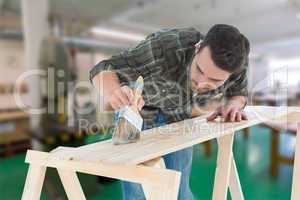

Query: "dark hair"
<box><xmin>202</xmin><ymin>24</ymin><xmax>250</xmax><ymax>73</ymax></box>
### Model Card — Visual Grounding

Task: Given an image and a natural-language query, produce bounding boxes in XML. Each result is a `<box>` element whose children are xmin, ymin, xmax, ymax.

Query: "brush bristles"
<box><xmin>112</xmin><ymin>117</ymin><xmax>141</xmax><ymax>145</ymax></box>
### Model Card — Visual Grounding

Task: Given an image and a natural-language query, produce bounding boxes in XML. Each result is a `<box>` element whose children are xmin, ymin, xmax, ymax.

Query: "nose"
<box><xmin>196</xmin><ymin>77</ymin><xmax>208</xmax><ymax>87</ymax></box>
<box><xmin>196</xmin><ymin>80</ymin><xmax>204</xmax><ymax>88</ymax></box>
<box><xmin>196</xmin><ymin>80</ymin><xmax>217</xmax><ymax>90</ymax></box>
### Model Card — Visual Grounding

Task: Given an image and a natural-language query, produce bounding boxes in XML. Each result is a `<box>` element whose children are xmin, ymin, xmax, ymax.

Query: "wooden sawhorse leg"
<box><xmin>213</xmin><ymin>132</ymin><xmax>244</xmax><ymax>200</ymax></box>
<box><xmin>141</xmin><ymin>157</ymin><xmax>180</xmax><ymax>199</ymax></box>
<box><xmin>229</xmin><ymin>156</ymin><xmax>244</xmax><ymax>200</ymax></box>
<box><xmin>291</xmin><ymin>122</ymin><xmax>300</xmax><ymax>200</ymax></box>
<box><xmin>21</xmin><ymin>150</ymin><xmax>181</xmax><ymax>200</ymax></box>
<box><xmin>21</xmin><ymin>164</ymin><xmax>47</xmax><ymax>200</ymax></box>
<box><xmin>57</xmin><ymin>169</ymin><xmax>86</xmax><ymax>200</ymax></box>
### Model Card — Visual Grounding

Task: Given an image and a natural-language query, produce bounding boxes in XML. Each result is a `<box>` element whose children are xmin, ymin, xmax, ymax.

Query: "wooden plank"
<box><xmin>0</xmin><ymin>111</ymin><xmax>29</xmax><ymax>122</ymax></box>
<box><xmin>25</xmin><ymin>150</ymin><xmax>180</xmax><ymax>200</ymax></box>
<box><xmin>216</xmin><ymin>138</ymin><xmax>244</xmax><ymax>200</ymax></box>
<box><xmin>263</xmin><ymin>121</ymin><xmax>297</xmax><ymax>133</ymax></box>
<box><xmin>141</xmin><ymin>157</ymin><xmax>180</xmax><ymax>200</ymax></box>
<box><xmin>0</xmin><ymin>132</ymin><xmax>30</xmax><ymax>144</ymax></box>
<box><xmin>142</xmin><ymin>157</ymin><xmax>165</xmax><ymax>168</ymax></box>
<box><xmin>280</xmin><ymin>110</ymin><xmax>300</xmax><ymax>123</ymax></box>
<box><xmin>141</xmin><ymin>174</ymin><xmax>180</xmax><ymax>200</ymax></box>
<box><xmin>142</xmin><ymin>157</ymin><xmax>165</xmax><ymax>198</ymax></box>
<box><xmin>20</xmin><ymin>106</ymin><xmax>300</xmax><ymax>200</ymax></box>
<box><xmin>49</xmin><ymin>106</ymin><xmax>300</xmax><ymax>166</ymax></box>
<box><xmin>57</xmin><ymin>169</ymin><xmax>86</xmax><ymax>200</ymax></box>
<box><xmin>21</xmin><ymin>164</ymin><xmax>46</xmax><ymax>200</ymax></box>
<box><xmin>212</xmin><ymin>133</ymin><xmax>234</xmax><ymax>200</ymax></box>
<box><xmin>25</xmin><ymin>150</ymin><xmax>181</xmax><ymax>188</ymax></box>
<box><xmin>291</xmin><ymin>122</ymin><xmax>300</xmax><ymax>200</ymax></box>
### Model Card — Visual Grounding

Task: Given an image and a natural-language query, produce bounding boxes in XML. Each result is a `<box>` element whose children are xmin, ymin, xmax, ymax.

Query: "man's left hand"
<box><xmin>207</xmin><ymin>96</ymin><xmax>248</xmax><ymax>122</ymax></box>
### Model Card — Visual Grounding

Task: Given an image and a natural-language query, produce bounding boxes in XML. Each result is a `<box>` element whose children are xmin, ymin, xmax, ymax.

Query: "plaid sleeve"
<box><xmin>89</xmin><ymin>55</ymin><xmax>137</xmax><ymax>86</ymax></box>
<box><xmin>225</xmin><ymin>67</ymin><xmax>248</xmax><ymax>97</ymax></box>
<box><xmin>89</xmin><ymin>33</ymin><xmax>164</xmax><ymax>86</ymax></box>
<box><xmin>89</xmin><ymin>27</ymin><xmax>202</xmax><ymax>86</ymax></box>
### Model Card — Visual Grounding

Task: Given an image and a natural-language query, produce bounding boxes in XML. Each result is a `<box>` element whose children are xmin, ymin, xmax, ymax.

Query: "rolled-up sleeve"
<box><xmin>89</xmin><ymin>55</ymin><xmax>137</xmax><ymax>86</ymax></box>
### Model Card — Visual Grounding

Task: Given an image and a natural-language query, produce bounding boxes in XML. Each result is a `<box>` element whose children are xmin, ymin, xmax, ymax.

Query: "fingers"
<box><xmin>110</xmin><ymin>98</ymin><xmax>122</xmax><ymax>110</ymax></box>
<box><xmin>228</xmin><ymin>109</ymin><xmax>247</xmax><ymax>122</ymax></box>
<box><xmin>109</xmin><ymin>86</ymin><xmax>145</xmax><ymax>111</ymax></box>
<box><xmin>110</xmin><ymin>96</ymin><xmax>128</xmax><ymax>110</ymax></box>
<box><xmin>236</xmin><ymin>112</ymin><xmax>242</xmax><ymax>122</ymax></box>
<box><xmin>137</xmin><ymin>97</ymin><xmax>145</xmax><ymax>110</ymax></box>
<box><xmin>115</xmin><ymin>89</ymin><xmax>130</xmax><ymax>106</ymax></box>
<box><xmin>207</xmin><ymin>110</ymin><xmax>219</xmax><ymax>121</ymax></box>
<box><xmin>109</xmin><ymin>87</ymin><xmax>132</xmax><ymax>110</ymax></box>
<box><xmin>241</xmin><ymin>111</ymin><xmax>248</xmax><ymax>120</ymax></box>
<box><xmin>220</xmin><ymin>106</ymin><xmax>230</xmax><ymax>122</ymax></box>
<box><xmin>117</xmin><ymin>95</ymin><xmax>128</xmax><ymax>106</ymax></box>
<box><xmin>121</xmin><ymin>86</ymin><xmax>134</xmax><ymax>102</ymax></box>
<box><xmin>123</xmin><ymin>86</ymin><xmax>145</xmax><ymax>110</ymax></box>
<box><xmin>229</xmin><ymin>108</ymin><xmax>238</xmax><ymax>122</ymax></box>
<box><xmin>221</xmin><ymin>107</ymin><xmax>246</xmax><ymax>122</ymax></box>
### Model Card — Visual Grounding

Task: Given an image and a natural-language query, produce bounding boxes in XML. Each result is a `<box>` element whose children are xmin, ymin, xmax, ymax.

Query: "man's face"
<box><xmin>190</xmin><ymin>45</ymin><xmax>230</xmax><ymax>93</ymax></box>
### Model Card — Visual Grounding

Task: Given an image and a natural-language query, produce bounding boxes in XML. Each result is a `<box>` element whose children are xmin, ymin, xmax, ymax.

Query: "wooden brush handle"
<box><xmin>131</xmin><ymin>76</ymin><xmax>144</xmax><ymax>112</ymax></box>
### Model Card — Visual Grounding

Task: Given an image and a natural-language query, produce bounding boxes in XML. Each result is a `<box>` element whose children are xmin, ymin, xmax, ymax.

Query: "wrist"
<box><xmin>227</xmin><ymin>96</ymin><xmax>247</xmax><ymax>109</ymax></box>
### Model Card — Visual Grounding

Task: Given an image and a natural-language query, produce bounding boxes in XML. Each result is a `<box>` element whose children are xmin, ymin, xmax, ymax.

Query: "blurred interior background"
<box><xmin>0</xmin><ymin>0</ymin><xmax>300</xmax><ymax>199</ymax></box>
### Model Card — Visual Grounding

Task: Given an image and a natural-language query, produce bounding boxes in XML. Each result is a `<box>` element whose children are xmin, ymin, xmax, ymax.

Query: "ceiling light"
<box><xmin>91</xmin><ymin>27</ymin><xmax>146</xmax><ymax>41</ymax></box>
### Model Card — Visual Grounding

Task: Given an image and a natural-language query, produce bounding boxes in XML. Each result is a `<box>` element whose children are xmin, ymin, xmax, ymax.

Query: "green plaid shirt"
<box><xmin>90</xmin><ymin>27</ymin><xmax>248</xmax><ymax>129</ymax></box>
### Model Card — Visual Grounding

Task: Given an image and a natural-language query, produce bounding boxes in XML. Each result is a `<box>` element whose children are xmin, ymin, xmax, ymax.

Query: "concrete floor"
<box><xmin>0</xmin><ymin>126</ymin><xmax>295</xmax><ymax>200</ymax></box>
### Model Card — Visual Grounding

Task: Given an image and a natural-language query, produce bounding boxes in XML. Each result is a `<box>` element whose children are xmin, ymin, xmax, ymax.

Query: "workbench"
<box><xmin>21</xmin><ymin>106</ymin><xmax>300</xmax><ymax>200</ymax></box>
<box><xmin>0</xmin><ymin>111</ymin><xmax>31</xmax><ymax>157</ymax></box>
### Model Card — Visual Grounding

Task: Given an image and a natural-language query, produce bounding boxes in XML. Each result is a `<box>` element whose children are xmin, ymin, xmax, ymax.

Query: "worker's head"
<box><xmin>190</xmin><ymin>24</ymin><xmax>250</xmax><ymax>93</ymax></box>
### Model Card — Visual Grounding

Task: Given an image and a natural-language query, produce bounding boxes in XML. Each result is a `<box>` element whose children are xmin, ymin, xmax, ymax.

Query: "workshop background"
<box><xmin>0</xmin><ymin>0</ymin><xmax>300</xmax><ymax>199</ymax></box>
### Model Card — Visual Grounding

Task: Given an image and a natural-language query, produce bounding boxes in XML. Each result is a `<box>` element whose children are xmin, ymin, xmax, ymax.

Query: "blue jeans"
<box><xmin>121</xmin><ymin>111</ymin><xmax>194</xmax><ymax>200</ymax></box>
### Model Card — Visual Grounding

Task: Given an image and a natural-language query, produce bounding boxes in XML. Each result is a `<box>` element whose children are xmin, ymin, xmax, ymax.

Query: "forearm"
<box><xmin>92</xmin><ymin>71</ymin><xmax>121</xmax><ymax>110</ymax></box>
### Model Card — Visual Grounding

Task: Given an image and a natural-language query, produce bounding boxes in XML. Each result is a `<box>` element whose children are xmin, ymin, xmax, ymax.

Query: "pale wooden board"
<box><xmin>229</xmin><ymin>157</ymin><xmax>244</xmax><ymax>200</ymax></box>
<box><xmin>0</xmin><ymin>110</ymin><xmax>29</xmax><ymax>122</ymax></box>
<box><xmin>21</xmin><ymin>164</ymin><xmax>46</xmax><ymax>200</ymax></box>
<box><xmin>57</xmin><ymin>169</ymin><xmax>86</xmax><ymax>200</ymax></box>
<box><xmin>212</xmin><ymin>133</ymin><xmax>234</xmax><ymax>200</ymax></box>
<box><xmin>23</xmin><ymin>149</ymin><xmax>182</xmax><ymax>200</ymax></box>
<box><xmin>291</xmin><ymin>123</ymin><xmax>300</xmax><ymax>200</ymax></box>
<box><xmin>49</xmin><ymin>106</ymin><xmax>300</xmax><ymax>165</ymax></box>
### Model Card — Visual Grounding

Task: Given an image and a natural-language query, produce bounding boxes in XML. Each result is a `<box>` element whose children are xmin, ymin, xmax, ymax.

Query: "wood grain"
<box><xmin>21</xmin><ymin>106</ymin><xmax>300</xmax><ymax>200</ymax></box>
<box><xmin>49</xmin><ymin>106</ymin><xmax>300</xmax><ymax>165</ymax></box>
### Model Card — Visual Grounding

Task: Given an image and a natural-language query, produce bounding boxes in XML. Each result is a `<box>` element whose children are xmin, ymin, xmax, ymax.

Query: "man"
<box><xmin>90</xmin><ymin>24</ymin><xmax>250</xmax><ymax>200</ymax></box>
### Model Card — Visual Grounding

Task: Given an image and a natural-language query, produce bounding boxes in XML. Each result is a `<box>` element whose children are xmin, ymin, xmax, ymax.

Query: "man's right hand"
<box><xmin>108</xmin><ymin>86</ymin><xmax>145</xmax><ymax>110</ymax></box>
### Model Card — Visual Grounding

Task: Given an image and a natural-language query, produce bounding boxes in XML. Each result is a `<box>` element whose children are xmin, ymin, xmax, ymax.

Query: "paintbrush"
<box><xmin>112</xmin><ymin>76</ymin><xmax>144</xmax><ymax>145</ymax></box>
